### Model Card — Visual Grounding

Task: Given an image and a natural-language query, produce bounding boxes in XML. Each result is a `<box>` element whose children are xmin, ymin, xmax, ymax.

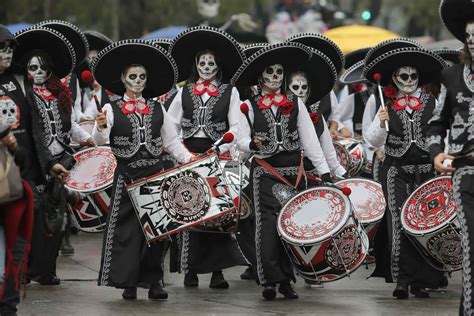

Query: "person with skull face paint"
<box><xmin>91</xmin><ymin>39</ymin><xmax>193</xmax><ymax>300</ymax></box>
<box><xmin>363</xmin><ymin>39</ymin><xmax>447</xmax><ymax>299</ymax></box>
<box><xmin>232</xmin><ymin>42</ymin><xmax>332</xmax><ymax>301</ymax></box>
<box><xmin>429</xmin><ymin>1</ymin><xmax>474</xmax><ymax>314</ymax></box>
<box><xmin>168</xmin><ymin>26</ymin><xmax>247</xmax><ymax>289</ymax></box>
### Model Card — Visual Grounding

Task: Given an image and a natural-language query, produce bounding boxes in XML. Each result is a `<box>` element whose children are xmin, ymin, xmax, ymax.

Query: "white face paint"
<box><xmin>392</xmin><ymin>66</ymin><xmax>419</xmax><ymax>95</ymax></box>
<box><xmin>196</xmin><ymin>0</ymin><xmax>220</xmax><ymax>19</ymax></box>
<box><xmin>0</xmin><ymin>40</ymin><xmax>14</xmax><ymax>73</ymax></box>
<box><xmin>122</xmin><ymin>66</ymin><xmax>147</xmax><ymax>96</ymax></box>
<box><xmin>466</xmin><ymin>22</ymin><xmax>474</xmax><ymax>58</ymax></box>
<box><xmin>0</xmin><ymin>98</ymin><xmax>17</xmax><ymax>126</ymax></box>
<box><xmin>27</xmin><ymin>56</ymin><xmax>49</xmax><ymax>85</ymax></box>
<box><xmin>288</xmin><ymin>73</ymin><xmax>309</xmax><ymax>102</ymax></box>
<box><xmin>196</xmin><ymin>53</ymin><xmax>219</xmax><ymax>81</ymax></box>
<box><xmin>261</xmin><ymin>64</ymin><xmax>284</xmax><ymax>92</ymax></box>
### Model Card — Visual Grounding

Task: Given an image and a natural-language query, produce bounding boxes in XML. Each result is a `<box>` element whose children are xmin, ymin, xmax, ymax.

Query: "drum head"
<box><xmin>64</xmin><ymin>146</ymin><xmax>116</xmax><ymax>193</ymax></box>
<box><xmin>401</xmin><ymin>176</ymin><xmax>456</xmax><ymax>235</ymax></box>
<box><xmin>278</xmin><ymin>187</ymin><xmax>351</xmax><ymax>244</ymax></box>
<box><xmin>336</xmin><ymin>178</ymin><xmax>385</xmax><ymax>224</ymax></box>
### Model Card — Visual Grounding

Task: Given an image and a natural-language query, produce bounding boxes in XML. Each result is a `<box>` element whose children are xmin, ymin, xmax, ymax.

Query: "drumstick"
<box><xmin>212</xmin><ymin>132</ymin><xmax>234</xmax><ymax>153</ymax></box>
<box><xmin>81</xmin><ymin>70</ymin><xmax>107</xmax><ymax>128</ymax></box>
<box><xmin>373</xmin><ymin>73</ymin><xmax>389</xmax><ymax>132</ymax></box>
<box><xmin>240</xmin><ymin>103</ymin><xmax>255</xmax><ymax>137</ymax></box>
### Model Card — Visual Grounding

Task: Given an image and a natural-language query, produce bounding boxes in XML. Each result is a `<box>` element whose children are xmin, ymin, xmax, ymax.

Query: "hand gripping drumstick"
<box><xmin>212</xmin><ymin>132</ymin><xmax>234</xmax><ymax>153</ymax></box>
<box><xmin>81</xmin><ymin>70</ymin><xmax>107</xmax><ymax>128</ymax></box>
<box><xmin>373</xmin><ymin>73</ymin><xmax>389</xmax><ymax>132</ymax></box>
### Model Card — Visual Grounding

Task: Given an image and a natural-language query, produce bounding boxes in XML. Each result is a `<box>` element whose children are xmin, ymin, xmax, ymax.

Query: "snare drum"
<box><xmin>277</xmin><ymin>187</ymin><xmax>369</xmax><ymax>283</ymax></box>
<box><xmin>400</xmin><ymin>176</ymin><xmax>461</xmax><ymax>271</ymax></box>
<box><xmin>64</xmin><ymin>146</ymin><xmax>117</xmax><ymax>232</ymax></box>
<box><xmin>337</xmin><ymin>138</ymin><xmax>366</xmax><ymax>176</ymax></box>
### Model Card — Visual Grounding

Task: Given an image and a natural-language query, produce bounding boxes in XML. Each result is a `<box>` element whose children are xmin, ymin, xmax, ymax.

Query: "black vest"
<box><xmin>385</xmin><ymin>92</ymin><xmax>435</xmax><ymax>159</ymax></box>
<box><xmin>162</xmin><ymin>86</ymin><xmax>178</xmax><ymax>112</ymax></box>
<box><xmin>109</xmin><ymin>98</ymin><xmax>164</xmax><ymax>160</ymax></box>
<box><xmin>312</xmin><ymin>93</ymin><xmax>332</xmax><ymax>121</ymax></box>
<box><xmin>250</xmin><ymin>93</ymin><xmax>300</xmax><ymax>155</ymax></box>
<box><xmin>353</xmin><ymin>91</ymin><xmax>369</xmax><ymax>136</ymax></box>
<box><xmin>308</xmin><ymin>103</ymin><xmax>324</xmax><ymax>138</ymax></box>
<box><xmin>181</xmin><ymin>83</ymin><xmax>232</xmax><ymax>141</ymax></box>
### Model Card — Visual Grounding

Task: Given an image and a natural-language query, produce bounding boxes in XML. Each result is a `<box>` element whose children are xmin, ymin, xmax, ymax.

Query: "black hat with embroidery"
<box><xmin>170</xmin><ymin>26</ymin><xmax>244</xmax><ymax>83</ymax></box>
<box><xmin>0</xmin><ymin>25</ymin><xmax>17</xmax><ymax>44</ymax></box>
<box><xmin>440</xmin><ymin>0</ymin><xmax>474</xmax><ymax>43</ymax></box>
<box><xmin>242</xmin><ymin>43</ymin><xmax>268</xmax><ymax>59</ymax></box>
<box><xmin>84</xmin><ymin>30</ymin><xmax>112</xmax><ymax>52</ymax></box>
<box><xmin>14</xmin><ymin>26</ymin><xmax>76</xmax><ymax>79</ymax></box>
<box><xmin>148</xmin><ymin>38</ymin><xmax>173</xmax><ymax>52</ymax></box>
<box><xmin>92</xmin><ymin>39</ymin><xmax>178</xmax><ymax>98</ymax></box>
<box><xmin>433</xmin><ymin>48</ymin><xmax>462</xmax><ymax>66</ymax></box>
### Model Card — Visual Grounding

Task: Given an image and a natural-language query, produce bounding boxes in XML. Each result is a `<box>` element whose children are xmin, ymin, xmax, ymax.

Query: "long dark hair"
<box><xmin>187</xmin><ymin>49</ymin><xmax>223</xmax><ymax>83</ymax></box>
<box><xmin>21</xmin><ymin>50</ymin><xmax>73</xmax><ymax>113</ymax></box>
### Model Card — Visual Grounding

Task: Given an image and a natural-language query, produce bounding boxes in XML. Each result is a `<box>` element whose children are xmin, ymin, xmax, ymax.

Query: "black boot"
<box><xmin>410</xmin><ymin>287</ymin><xmax>430</xmax><ymax>298</ymax></box>
<box><xmin>122</xmin><ymin>287</ymin><xmax>137</xmax><ymax>300</ymax></box>
<box><xmin>149</xmin><ymin>284</ymin><xmax>168</xmax><ymax>300</ymax></box>
<box><xmin>393</xmin><ymin>283</ymin><xmax>409</xmax><ymax>299</ymax></box>
<box><xmin>262</xmin><ymin>284</ymin><xmax>276</xmax><ymax>301</ymax></box>
<box><xmin>34</xmin><ymin>275</ymin><xmax>60</xmax><ymax>285</ymax></box>
<box><xmin>240</xmin><ymin>266</ymin><xmax>255</xmax><ymax>280</ymax></box>
<box><xmin>278</xmin><ymin>281</ymin><xmax>298</xmax><ymax>299</ymax></box>
<box><xmin>209</xmin><ymin>270</ymin><xmax>229</xmax><ymax>289</ymax></box>
<box><xmin>61</xmin><ymin>223</ymin><xmax>74</xmax><ymax>256</ymax></box>
<box><xmin>184</xmin><ymin>272</ymin><xmax>199</xmax><ymax>287</ymax></box>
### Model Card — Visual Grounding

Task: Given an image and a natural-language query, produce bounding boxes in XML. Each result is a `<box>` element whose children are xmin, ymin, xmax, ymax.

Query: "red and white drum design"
<box><xmin>338</xmin><ymin>138</ymin><xmax>366</xmax><ymax>176</ymax></box>
<box><xmin>333</xmin><ymin>142</ymin><xmax>351</xmax><ymax>173</ymax></box>
<box><xmin>336</xmin><ymin>178</ymin><xmax>385</xmax><ymax>241</ymax></box>
<box><xmin>278</xmin><ymin>187</ymin><xmax>369</xmax><ymax>283</ymax></box>
<box><xmin>70</xmin><ymin>121</ymin><xmax>95</xmax><ymax>148</ymax></box>
<box><xmin>401</xmin><ymin>176</ymin><xmax>461</xmax><ymax>271</ymax></box>
<box><xmin>70</xmin><ymin>188</ymin><xmax>111</xmax><ymax>233</ymax></box>
<box><xmin>64</xmin><ymin>146</ymin><xmax>117</xmax><ymax>193</ymax></box>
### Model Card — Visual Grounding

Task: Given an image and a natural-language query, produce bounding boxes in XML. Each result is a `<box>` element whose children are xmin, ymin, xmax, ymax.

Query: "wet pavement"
<box><xmin>19</xmin><ymin>233</ymin><xmax>462</xmax><ymax>315</ymax></box>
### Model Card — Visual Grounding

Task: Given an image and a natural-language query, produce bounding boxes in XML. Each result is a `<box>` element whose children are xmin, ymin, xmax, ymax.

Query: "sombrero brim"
<box><xmin>287</xmin><ymin>48</ymin><xmax>337</xmax><ymax>104</ymax></box>
<box><xmin>287</xmin><ymin>33</ymin><xmax>344</xmax><ymax>74</ymax></box>
<box><xmin>242</xmin><ymin>43</ymin><xmax>268</xmax><ymax>59</ymax></box>
<box><xmin>440</xmin><ymin>0</ymin><xmax>474</xmax><ymax>42</ymax></box>
<box><xmin>170</xmin><ymin>26</ymin><xmax>244</xmax><ymax>82</ymax></box>
<box><xmin>433</xmin><ymin>48</ymin><xmax>461</xmax><ymax>65</ymax></box>
<box><xmin>340</xmin><ymin>60</ymin><xmax>367</xmax><ymax>85</ymax></box>
<box><xmin>344</xmin><ymin>47</ymin><xmax>370</xmax><ymax>69</ymax></box>
<box><xmin>364</xmin><ymin>38</ymin><xmax>420</xmax><ymax>67</ymax></box>
<box><xmin>84</xmin><ymin>30</ymin><xmax>112</xmax><ymax>51</ymax></box>
<box><xmin>92</xmin><ymin>39</ymin><xmax>177</xmax><ymax>98</ymax></box>
<box><xmin>14</xmin><ymin>26</ymin><xmax>75</xmax><ymax>79</ymax></box>
<box><xmin>364</xmin><ymin>47</ymin><xmax>447</xmax><ymax>86</ymax></box>
<box><xmin>231</xmin><ymin>42</ymin><xmax>311</xmax><ymax>87</ymax></box>
<box><xmin>36</xmin><ymin>20</ymin><xmax>89</xmax><ymax>67</ymax></box>
<box><xmin>148</xmin><ymin>39</ymin><xmax>173</xmax><ymax>51</ymax></box>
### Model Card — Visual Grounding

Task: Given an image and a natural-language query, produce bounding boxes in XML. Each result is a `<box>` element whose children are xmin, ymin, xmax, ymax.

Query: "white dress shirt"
<box><xmin>91</xmin><ymin>94</ymin><xmax>192</xmax><ymax>164</ymax></box>
<box><xmin>319</xmin><ymin>116</ymin><xmax>347</xmax><ymax>177</ymax></box>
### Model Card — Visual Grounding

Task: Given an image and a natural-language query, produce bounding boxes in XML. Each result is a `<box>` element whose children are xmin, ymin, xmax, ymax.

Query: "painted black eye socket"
<box><xmin>9</xmin><ymin>108</ymin><xmax>15</xmax><ymax>114</ymax></box>
<box><xmin>397</xmin><ymin>73</ymin><xmax>418</xmax><ymax>81</ymax></box>
<box><xmin>208</xmin><ymin>62</ymin><xmax>215</xmax><ymax>66</ymax></box>
<box><xmin>276</xmin><ymin>69</ymin><xmax>283</xmax><ymax>75</ymax></box>
<box><xmin>28</xmin><ymin>64</ymin><xmax>47</xmax><ymax>72</ymax></box>
<box><xmin>2</xmin><ymin>109</ymin><xmax>7</xmax><ymax>114</ymax></box>
<box><xmin>266</xmin><ymin>68</ymin><xmax>274</xmax><ymax>75</ymax></box>
<box><xmin>139</xmin><ymin>74</ymin><xmax>147</xmax><ymax>80</ymax></box>
<box><xmin>129</xmin><ymin>74</ymin><xmax>137</xmax><ymax>80</ymax></box>
<box><xmin>302</xmin><ymin>85</ymin><xmax>308</xmax><ymax>90</ymax></box>
<box><xmin>291</xmin><ymin>85</ymin><xmax>300</xmax><ymax>90</ymax></box>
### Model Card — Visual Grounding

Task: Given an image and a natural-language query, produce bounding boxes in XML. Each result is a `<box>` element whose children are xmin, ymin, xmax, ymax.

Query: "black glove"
<box><xmin>321</xmin><ymin>173</ymin><xmax>333</xmax><ymax>183</ymax></box>
<box><xmin>249</xmin><ymin>139</ymin><xmax>259</xmax><ymax>151</ymax></box>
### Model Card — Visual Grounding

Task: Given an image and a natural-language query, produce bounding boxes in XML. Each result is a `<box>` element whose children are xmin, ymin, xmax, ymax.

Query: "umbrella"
<box><xmin>141</xmin><ymin>26</ymin><xmax>187</xmax><ymax>40</ymax></box>
<box><xmin>324</xmin><ymin>25</ymin><xmax>400</xmax><ymax>54</ymax></box>
<box><xmin>6</xmin><ymin>23</ymin><xmax>32</xmax><ymax>34</ymax></box>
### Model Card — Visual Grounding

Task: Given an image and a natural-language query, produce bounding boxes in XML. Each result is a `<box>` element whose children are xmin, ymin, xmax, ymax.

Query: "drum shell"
<box><xmin>70</xmin><ymin>186</ymin><xmax>112</xmax><ymax>233</ymax></box>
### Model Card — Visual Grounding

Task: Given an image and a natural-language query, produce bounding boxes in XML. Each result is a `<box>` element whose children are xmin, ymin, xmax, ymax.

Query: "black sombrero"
<box><xmin>287</xmin><ymin>48</ymin><xmax>337</xmax><ymax>104</ymax></box>
<box><xmin>148</xmin><ymin>38</ymin><xmax>173</xmax><ymax>51</ymax></box>
<box><xmin>364</xmin><ymin>38</ymin><xmax>420</xmax><ymax>68</ymax></box>
<box><xmin>169</xmin><ymin>26</ymin><xmax>244</xmax><ymax>83</ymax></box>
<box><xmin>286</xmin><ymin>33</ymin><xmax>344</xmax><ymax>74</ymax></box>
<box><xmin>14</xmin><ymin>26</ymin><xmax>76</xmax><ymax>79</ymax></box>
<box><xmin>242</xmin><ymin>43</ymin><xmax>268</xmax><ymax>59</ymax></box>
<box><xmin>84</xmin><ymin>30</ymin><xmax>112</xmax><ymax>51</ymax></box>
<box><xmin>36</xmin><ymin>20</ymin><xmax>89</xmax><ymax>67</ymax></box>
<box><xmin>92</xmin><ymin>39</ymin><xmax>177</xmax><ymax>98</ymax></box>
<box><xmin>231</xmin><ymin>42</ymin><xmax>311</xmax><ymax>87</ymax></box>
<box><xmin>344</xmin><ymin>47</ymin><xmax>371</xmax><ymax>69</ymax></box>
<box><xmin>433</xmin><ymin>48</ymin><xmax>462</xmax><ymax>66</ymax></box>
<box><xmin>440</xmin><ymin>0</ymin><xmax>474</xmax><ymax>42</ymax></box>
<box><xmin>340</xmin><ymin>60</ymin><xmax>367</xmax><ymax>85</ymax></box>
<box><xmin>363</xmin><ymin>46</ymin><xmax>447</xmax><ymax>86</ymax></box>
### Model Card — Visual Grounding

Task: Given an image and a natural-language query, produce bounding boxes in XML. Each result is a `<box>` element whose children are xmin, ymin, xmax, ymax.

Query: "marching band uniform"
<box><xmin>91</xmin><ymin>40</ymin><xmax>192</xmax><ymax>300</ymax></box>
<box><xmin>363</xmin><ymin>39</ymin><xmax>446</xmax><ymax>298</ymax></box>
<box><xmin>430</xmin><ymin>2</ymin><xmax>474</xmax><ymax>313</ymax></box>
<box><xmin>232</xmin><ymin>42</ymin><xmax>331</xmax><ymax>300</ymax></box>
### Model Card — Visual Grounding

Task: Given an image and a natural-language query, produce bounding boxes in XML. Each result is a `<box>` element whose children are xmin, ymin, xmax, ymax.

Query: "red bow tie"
<box><xmin>393</xmin><ymin>96</ymin><xmax>422</xmax><ymax>111</ymax></box>
<box><xmin>194</xmin><ymin>82</ymin><xmax>219</xmax><ymax>97</ymax></box>
<box><xmin>33</xmin><ymin>87</ymin><xmax>54</xmax><ymax>101</ymax></box>
<box><xmin>258</xmin><ymin>93</ymin><xmax>287</xmax><ymax>109</ymax></box>
<box><xmin>122</xmin><ymin>99</ymin><xmax>149</xmax><ymax>115</ymax></box>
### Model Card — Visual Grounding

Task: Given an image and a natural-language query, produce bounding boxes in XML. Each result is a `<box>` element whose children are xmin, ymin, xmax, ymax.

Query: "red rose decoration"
<box><xmin>352</xmin><ymin>83</ymin><xmax>366</xmax><ymax>93</ymax></box>
<box><xmin>383</xmin><ymin>86</ymin><xmax>397</xmax><ymax>99</ymax></box>
<box><xmin>280</xmin><ymin>102</ymin><xmax>294</xmax><ymax>115</ymax></box>
<box><xmin>309</xmin><ymin>112</ymin><xmax>319</xmax><ymax>124</ymax></box>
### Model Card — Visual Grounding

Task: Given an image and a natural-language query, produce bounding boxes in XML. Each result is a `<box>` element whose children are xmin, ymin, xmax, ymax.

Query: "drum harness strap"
<box><xmin>254</xmin><ymin>151</ymin><xmax>305</xmax><ymax>189</ymax></box>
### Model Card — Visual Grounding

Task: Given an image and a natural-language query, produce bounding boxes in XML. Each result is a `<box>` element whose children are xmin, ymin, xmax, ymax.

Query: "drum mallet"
<box><xmin>212</xmin><ymin>132</ymin><xmax>234</xmax><ymax>153</ymax></box>
<box><xmin>240</xmin><ymin>102</ymin><xmax>255</xmax><ymax>138</ymax></box>
<box><xmin>81</xmin><ymin>70</ymin><xmax>107</xmax><ymax>128</ymax></box>
<box><xmin>373</xmin><ymin>73</ymin><xmax>389</xmax><ymax>132</ymax></box>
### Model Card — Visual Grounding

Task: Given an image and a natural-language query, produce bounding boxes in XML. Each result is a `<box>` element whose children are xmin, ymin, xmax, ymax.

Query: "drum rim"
<box><xmin>277</xmin><ymin>186</ymin><xmax>352</xmax><ymax>245</ymax></box>
<box><xmin>64</xmin><ymin>146</ymin><xmax>116</xmax><ymax>193</ymax></box>
<box><xmin>400</xmin><ymin>175</ymin><xmax>456</xmax><ymax>235</ymax></box>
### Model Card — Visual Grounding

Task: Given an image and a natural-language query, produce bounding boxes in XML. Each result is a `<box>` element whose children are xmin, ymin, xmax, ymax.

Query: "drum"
<box><xmin>64</xmin><ymin>146</ymin><xmax>117</xmax><ymax>232</ymax></box>
<box><xmin>127</xmin><ymin>153</ymin><xmax>239</xmax><ymax>243</ymax></box>
<box><xmin>400</xmin><ymin>176</ymin><xmax>461</xmax><ymax>272</ymax></box>
<box><xmin>361</xmin><ymin>143</ymin><xmax>375</xmax><ymax>177</ymax></box>
<box><xmin>277</xmin><ymin>187</ymin><xmax>369</xmax><ymax>283</ymax></box>
<box><xmin>337</xmin><ymin>138</ymin><xmax>366</xmax><ymax>176</ymax></box>
<box><xmin>335</xmin><ymin>178</ymin><xmax>385</xmax><ymax>241</ymax></box>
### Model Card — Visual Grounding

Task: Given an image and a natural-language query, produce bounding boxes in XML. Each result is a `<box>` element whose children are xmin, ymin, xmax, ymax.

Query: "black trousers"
<box><xmin>0</xmin><ymin>238</ymin><xmax>26</xmax><ymax>315</ymax></box>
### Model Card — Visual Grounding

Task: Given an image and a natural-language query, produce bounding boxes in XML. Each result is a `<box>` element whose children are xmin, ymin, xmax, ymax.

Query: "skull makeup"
<box><xmin>121</xmin><ymin>65</ymin><xmax>147</xmax><ymax>96</ymax></box>
<box><xmin>196</xmin><ymin>53</ymin><xmax>219</xmax><ymax>82</ymax></box>
<box><xmin>0</xmin><ymin>97</ymin><xmax>18</xmax><ymax>127</ymax></box>
<box><xmin>197</xmin><ymin>0</ymin><xmax>220</xmax><ymax>19</ymax></box>
<box><xmin>466</xmin><ymin>22</ymin><xmax>474</xmax><ymax>58</ymax></box>
<box><xmin>27</xmin><ymin>56</ymin><xmax>50</xmax><ymax>85</ymax></box>
<box><xmin>260</xmin><ymin>64</ymin><xmax>284</xmax><ymax>92</ymax></box>
<box><xmin>0</xmin><ymin>40</ymin><xmax>15</xmax><ymax>73</ymax></box>
<box><xmin>392</xmin><ymin>66</ymin><xmax>419</xmax><ymax>96</ymax></box>
<box><xmin>288</xmin><ymin>72</ymin><xmax>309</xmax><ymax>103</ymax></box>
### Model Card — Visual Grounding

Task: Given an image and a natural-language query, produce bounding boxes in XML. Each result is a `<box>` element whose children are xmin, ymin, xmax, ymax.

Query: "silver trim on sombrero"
<box><xmin>169</xmin><ymin>25</ymin><xmax>245</xmax><ymax>60</ymax></box>
<box><xmin>84</xmin><ymin>30</ymin><xmax>113</xmax><ymax>46</ymax></box>
<box><xmin>91</xmin><ymin>38</ymin><xmax>178</xmax><ymax>85</ymax></box>
<box><xmin>340</xmin><ymin>60</ymin><xmax>367</xmax><ymax>85</ymax></box>
<box><xmin>148</xmin><ymin>38</ymin><xmax>173</xmax><ymax>46</ymax></box>
<box><xmin>301</xmin><ymin>47</ymin><xmax>337</xmax><ymax>83</ymax></box>
<box><xmin>242</xmin><ymin>43</ymin><xmax>268</xmax><ymax>58</ymax></box>
<box><xmin>230</xmin><ymin>41</ymin><xmax>311</xmax><ymax>86</ymax></box>
<box><xmin>286</xmin><ymin>32</ymin><xmax>345</xmax><ymax>69</ymax></box>
<box><xmin>344</xmin><ymin>47</ymin><xmax>370</xmax><ymax>68</ymax></box>
<box><xmin>364</xmin><ymin>37</ymin><xmax>419</xmax><ymax>66</ymax></box>
<box><xmin>15</xmin><ymin>25</ymin><xmax>77</xmax><ymax>74</ymax></box>
<box><xmin>36</xmin><ymin>19</ymin><xmax>90</xmax><ymax>58</ymax></box>
<box><xmin>363</xmin><ymin>46</ymin><xmax>447</xmax><ymax>79</ymax></box>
